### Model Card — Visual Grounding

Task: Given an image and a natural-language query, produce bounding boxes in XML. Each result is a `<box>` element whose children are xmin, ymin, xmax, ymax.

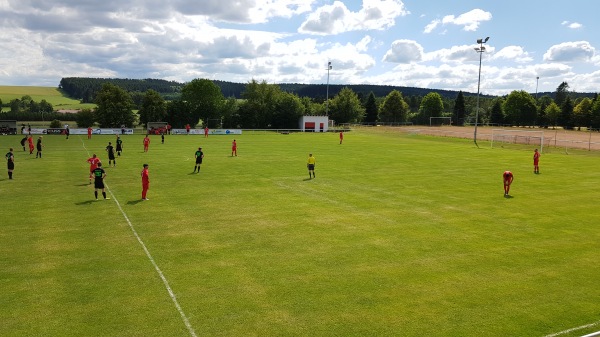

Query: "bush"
<box><xmin>49</xmin><ymin>119</ymin><xmax>62</xmax><ymax>128</ymax></box>
<box><xmin>74</xmin><ymin>109</ymin><xmax>96</xmax><ymax>128</ymax></box>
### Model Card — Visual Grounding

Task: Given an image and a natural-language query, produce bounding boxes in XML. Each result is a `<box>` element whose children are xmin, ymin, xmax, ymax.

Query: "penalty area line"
<box><xmin>544</xmin><ymin>322</ymin><xmax>600</xmax><ymax>337</ymax></box>
<box><xmin>79</xmin><ymin>136</ymin><xmax>198</xmax><ymax>337</ymax></box>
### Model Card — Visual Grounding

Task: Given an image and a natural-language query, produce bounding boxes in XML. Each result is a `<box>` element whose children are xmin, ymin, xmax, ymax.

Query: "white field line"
<box><xmin>543</xmin><ymin>322</ymin><xmax>600</xmax><ymax>337</ymax></box>
<box><xmin>80</xmin><ymin>136</ymin><xmax>197</xmax><ymax>337</ymax></box>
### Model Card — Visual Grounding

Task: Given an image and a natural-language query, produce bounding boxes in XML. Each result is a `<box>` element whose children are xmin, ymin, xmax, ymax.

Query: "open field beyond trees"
<box><xmin>1</xmin><ymin>129</ymin><xmax>599</xmax><ymax>337</ymax></box>
<box><xmin>0</xmin><ymin>86</ymin><xmax>95</xmax><ymax>111</ymax></box>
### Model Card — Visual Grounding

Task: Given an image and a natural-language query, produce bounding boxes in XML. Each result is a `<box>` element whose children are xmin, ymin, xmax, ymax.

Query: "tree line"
<box><xmin>66</xmin><ymin>79</ymin><xmax>600</xmax><ymax>130</ymax></box>
<box><xmin>0</xmin><ymin>95</ymin><xmax>66</xmax><ymax>122</ymax></box>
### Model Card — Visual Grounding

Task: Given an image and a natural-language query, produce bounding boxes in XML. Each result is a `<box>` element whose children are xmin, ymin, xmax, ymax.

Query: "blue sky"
<box><xmin>0</xmin><ymin>0</ymin><xmax>598</xmax><ymax>95</ymax></box>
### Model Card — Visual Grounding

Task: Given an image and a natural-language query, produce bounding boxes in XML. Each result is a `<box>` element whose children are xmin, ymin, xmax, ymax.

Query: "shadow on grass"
<box><xmin>127</xmin><ymin>199</ymin><xmax>144</xmax><ymax>205</ymax></box>
<box><xmin>303</xmin><ymin>177</ymin><xmax>313</xmax><ymax>181</ymax></box>
<box><xmin>504</xmin><ymin>195</ymin><xmax>514</xmax><ymax>199</ymax></box>
<box><xmin>75</xmin><ymin>200</ymin><xmax>96</xmax><ymax>205</ymax></box>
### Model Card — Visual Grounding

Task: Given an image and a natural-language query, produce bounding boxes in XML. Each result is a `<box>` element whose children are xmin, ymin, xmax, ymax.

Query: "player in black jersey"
<box><xmin>93</xmin><ymin>162</ymin><xmax>109</xmax><ymax>200</ymax></box>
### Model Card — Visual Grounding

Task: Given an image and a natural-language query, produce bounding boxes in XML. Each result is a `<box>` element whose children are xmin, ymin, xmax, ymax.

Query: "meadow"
<box><xmin>0</xmin><ymin>128</ymin><xmax>599</xmax><ymax>337</ymax></box>
<box><xmin>0</xmin><ymin>86</ymin><xmax>95</xmax><ymax>110</ymax></box>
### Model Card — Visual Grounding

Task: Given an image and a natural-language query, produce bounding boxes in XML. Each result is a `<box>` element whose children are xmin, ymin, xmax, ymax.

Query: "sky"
<box><xmin>0</xmin><ymin>0</ymin><xmax>599</xmax><ymax>95</ymax></box>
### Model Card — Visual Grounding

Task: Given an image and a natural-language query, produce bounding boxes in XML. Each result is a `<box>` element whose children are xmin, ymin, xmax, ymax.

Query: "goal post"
<box><xmin>491</xmin><ymin>129</ymin><xmax>544</xmax><ymax>153</ymax></box>
<box><xmin>430</xmin><ymin>117</ymin><xmax>452</xmax><ymax>126</ymax></box>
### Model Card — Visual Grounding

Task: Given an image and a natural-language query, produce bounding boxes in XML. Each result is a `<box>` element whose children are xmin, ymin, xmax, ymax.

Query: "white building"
<box><xmin>299</xmin><ymin>116</ymin><xmax>329</xmax><ymax>132</ymax></box>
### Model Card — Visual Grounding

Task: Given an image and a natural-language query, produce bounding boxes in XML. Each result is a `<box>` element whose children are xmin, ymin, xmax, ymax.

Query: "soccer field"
<box><xmin>1</xmin><ymin>129</ymin><xmax>599</xmax><ymax>337</ymax></box>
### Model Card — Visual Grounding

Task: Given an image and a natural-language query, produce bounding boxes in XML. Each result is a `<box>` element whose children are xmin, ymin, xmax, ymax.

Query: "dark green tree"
<box><xmin>10</xmin><ymin>99</ymin><xmax>20</xmax><ymax>113</ymax></box>
<box><xmin>591</xmin><ymin>98</ymin><xmax>600</xmax><ymax>129</ymax></box>
<box><xmin>220</xmin><ymin>97</ymin><xmax>240</xmax><ymax>128</ymax></box>
<box><xmin>503</xmin><ymin>90</ymin><xmax>537</xmax><ymax>126</ymax></box>
<box><xmin>328</xmin><ymin>87</ymin><xmax>365</xmax><ymax>124</ymax></box>
<box><xmin>379</xmin><ymin>90</ymin><xmax>408</xmax><ymax>123</ymax></box>
<box><xmin>537</xmin><ymin>95</ymin><xmax>553</xmax><ymax>127</ymax></box>
<box><xmin>573</xmin><ymin>97</ymin><xmax>593</xmax><ymax>129</ymax></box>
<box><xmin>165</xmin><ymin>100</ymin><xmax>194</xmax><ymax>128</ymax></box>
<box><xmin>39</xmin><ymin>99</ymin><xmax>53</xmax><ymax>114</ymax></box>
<box><xmin>453</xmin><ymin>91</ymin><xmax>466</xmax><ymax>125</ymax></box>
<box><xmin>94</xmin><ymin>83</ymin><xmax>135</xmax><ymax>128</ymax></box>
<box><xmin>558</xmin><ymin>96</ymin><xmax>574</xmax><ymax>129</ymax></box>
<box><xmin>489</xmin><ymin>98</ymin><xmax>504</xmax><ymax>125</ymax></box>
<box><xmin>545</xmin><ymin>102</ymin><xmax>561</xmax><ymax>127</ymax></box>
<box><xmin>554</xmin><ymin>81</ymin><xmax>570</xmax><ymax>107</ymax></box>
<box><xmin>181</xmin><ymin>78</ymin><xmax>224</xmax><ymax>127</ymax></box>
<box><xmin>417</xmin><ymin>92</ymin><xmax>444</xmax><ymax>124</ymax></box>
<box><xmin>364</xmin><ymin>92</ymin><xmax>378</xmax><ymax>124</ymax></box>
<box><xmin>272</xmin><ymin>92</ymin><xmax>305</xmax><ymax>129</ymax></box>
<box><xmin>138</xmin><ymin>89</ymin><xmax>167</xmax><ymax>128</ymax></box>
<box><xmin>74</xmin><ymin>108</ymin><xmax>96</xmax><ymax>128</ymax></box>
<box><xmin>238</xmin><ymin>80</ymin><xmax>280</xmax><ymax>128</ymax></box>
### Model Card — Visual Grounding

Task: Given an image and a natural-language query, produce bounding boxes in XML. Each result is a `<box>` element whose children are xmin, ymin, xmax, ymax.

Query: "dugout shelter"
<box><xmin>300</xmin><ymin>116</ymin><xmax>329</xmax><ymax>132</ymax></box>
<box><xmin>0</xmin><ymin>120</ymin><xmax>17</xmax><ymax>135</ymax></box>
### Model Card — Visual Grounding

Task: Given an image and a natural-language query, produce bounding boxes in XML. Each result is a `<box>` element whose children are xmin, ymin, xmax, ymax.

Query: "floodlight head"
<box><xmin>477</xmin><ymin>38</ymin><xmax>482</xmax><ymax>44</ymax></box>
<box><xmin>484</xmin><ymin>37</ymin><xmax>489</xmax><ymax>43</ymax></box>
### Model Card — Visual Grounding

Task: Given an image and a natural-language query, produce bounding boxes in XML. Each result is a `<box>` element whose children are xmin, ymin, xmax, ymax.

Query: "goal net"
<box><xmin>430</xmin><ymin>117</ymin><xmax>452</xmax><ymax>126</ymax></box>
<box><xmin>491</xmin><ymin>129</ymin><xmax>544</xmax><ymax>153</ymax></box>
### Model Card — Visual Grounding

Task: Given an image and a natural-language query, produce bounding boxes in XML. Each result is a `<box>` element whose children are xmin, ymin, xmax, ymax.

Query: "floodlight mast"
<box><xmin>473</xmin><ymin>36</ymin><xmax>489</xmax><ymax>147</ymax></box>
<box><xmin>326</xmin><ymin>61</ymin><xmax>332</xmax><ymax>116</ymax></box>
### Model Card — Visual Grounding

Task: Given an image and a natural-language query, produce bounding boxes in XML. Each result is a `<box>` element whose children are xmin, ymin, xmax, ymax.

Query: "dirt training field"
<box><xmin>368</xmin><ymin>125</ymin><xmax>600</xmax><ymax>152</ymax></box>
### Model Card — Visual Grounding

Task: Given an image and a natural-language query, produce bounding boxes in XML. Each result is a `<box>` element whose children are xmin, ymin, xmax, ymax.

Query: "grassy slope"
<box><xmin>0</xmin><ymin>86</ymin><xmax>95</xmax><ymax>110</ymax></box>
<box><xmin>0</xmin><ymin>130</ymin><xmax>599</xmax><ymax>337</ymax></box>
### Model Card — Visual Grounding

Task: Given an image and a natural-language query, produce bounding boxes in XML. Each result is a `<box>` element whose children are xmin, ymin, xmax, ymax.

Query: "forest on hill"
<box><xmin>58</xmin><ymin>77</ymin><xmax>495</xmax><ymax>103</ymax></box>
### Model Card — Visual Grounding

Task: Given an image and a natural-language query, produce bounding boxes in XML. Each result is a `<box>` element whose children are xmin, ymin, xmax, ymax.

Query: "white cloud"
<box><xmin>383</xmin><ymin>40</ymin><xmax>424</xmax><ymax>63</ymax></box>
<box><xmin>493</xmin><ymin>46</ymin><xmax>533</xmax><ymax>63</ymax></box>
<box><xmin>543</xmin><ymin>41</ymin><xmax>596</xmax><ymax>63</ymax></box>
<box><xmin>298</xmin><ymin>0</ymin><xmax>409</xmax><ymax>35</ymax></box>
<box><xmin>561</xmin><ymin>21</ymin><xmax>583</xmax><ymax>29</ymax></box>
<box><xmin>423</xmin><ymin>44</ymin><xmax>495</xmax><ymax>64</ymax></box>
<box><xmin>425</xmin><ymin>9</ymin><xmax>491</xmax><ymax>33</ymax></box>
<box><xmin>423</xmin><ymin>19</ymin><xmax>440</xmax><ymax>34</ymax></box>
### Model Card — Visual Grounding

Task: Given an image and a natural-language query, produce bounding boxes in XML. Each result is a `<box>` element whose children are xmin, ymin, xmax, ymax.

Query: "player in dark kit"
<box><xmin>194</xmin><ymin>147</ymin><xmax>203</xmax><ymax>173</ymax></box>
<box><xmin>6</xmin><ymin>148</ymin><xmax>14</xmax><ymax>179</ymax></box>
<box><xmin>36</xmin><ymin>137</ymin><xmax>43</xmax><ymax>158</ymax></box>
<box><xmin>20</xmin><ymin>136</ymin><xmax>27</xmax><ymax>151</ymax></box>
<box><xmin>106</xmin><ymin>142</ymin><xmax>116</xmax><ymax>167</ymax></box>
<box><xmin>93</xmin><ymin>162</ymin><xmax>109</xmax><ymax>200</ymax></box>
<box><xmin>116</xmin><ymin>136</ymin><xmax>123</xmax><ymax>156</ymax></box>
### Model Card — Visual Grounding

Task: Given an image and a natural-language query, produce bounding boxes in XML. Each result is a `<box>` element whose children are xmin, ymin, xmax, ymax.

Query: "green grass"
<box><xmin>0</xmin><ymin>86</ymin><xmax>95</xmax><ymax>110</ymax></box>
<box><xmin>1</xmin><ymin>130</ymin><xmax>599</xmax><ymax>337</ymax></box>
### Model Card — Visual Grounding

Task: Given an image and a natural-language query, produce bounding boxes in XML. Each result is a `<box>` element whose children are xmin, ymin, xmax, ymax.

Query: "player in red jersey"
<box><xmin>87</xmin><ymin>127</ymin><xmax>92</xmax><ymax>139</ymax></box>
<box><xmin>185</xmin><ymin>124</ymin><xmax>191</xmax><ymax>135</ymax></box>
<box><xmin>503</xmin><ymin>171</ymin><xmax>514</xmax><ymax>196</ymax></box>
<box><xmin>533</xmin><ymin>149</ymin><xmax>540</xmax><ymax>174</ymax></box>
<box><xmin>27</xmin><ymin>135</ymin><xmax>34</xmax><ymax>154</ymax></box>
<box><xmin>143</xmin><ymin>135</ymin><xmax>150</xmax><ymax>152</ymax></box>
<box><xmin>339</xmin><ymin>131</ymin><xmax>344</xmax><ymax>144</ymax></box>
<box><xmin>231</xmin><ymin>139</ymin><xmax>237</xmax><ymax>156</ymax></box>
<box><xmin>204</xmin><ymin>127</ymin><xmax>209</xmax><ymax>138</ymax></box>
<box><xmin>141</xmin><ymin>164</ymin><xmax>150</xmax><ymax>200</ymax></box>
<box><xmin>87</xmin><ymin>154</ymin><xmax>100</xmax><ymax>184</ymax></box>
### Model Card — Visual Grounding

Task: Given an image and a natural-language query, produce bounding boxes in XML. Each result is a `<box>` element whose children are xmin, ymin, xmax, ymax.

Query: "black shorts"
<box><xmin>116</xmin><ymin>145</ymin><xmax>122</xmax><ymax>151</ymax></box>
<box><xmin>308</xmin><ymin>164</ymin><xmax>315</xmax><ymax>170</ymax></box>
<box><xmin>196</xmin><ymin>158</ymin><xmax>202</xmax><ymax>164</ymax></box>
<box><xmin>108</xmin><ymin>153</ymin><xmax>115</xmax><ymax>160</ymax></box>
<box><xmin>8</xmin><ymin>161</ymin><xmax>14</xmax><ymax>170</ymax></box>
<box><xmin>94</xmin><ymin>179</ymin><xmax>105</xmax><ymax>189</ymax></box>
